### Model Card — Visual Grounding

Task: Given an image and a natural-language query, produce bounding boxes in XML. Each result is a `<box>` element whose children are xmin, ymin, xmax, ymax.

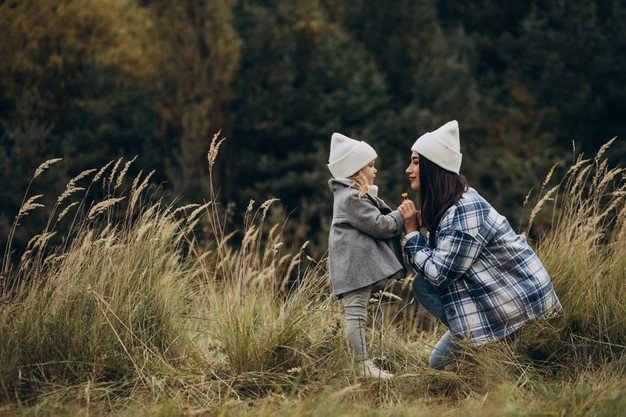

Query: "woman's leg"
<box><xmin>341</xmin><ymin>286</ymin><xmax>372</xmax><ymax>361</ymax></box>
<box><xmin>429</xmin><ymin>330</ymin><xmax>459</xmax><ymax>370</ymax></box>
<box><xmin>412</xmin><ymin>276</ymin><xmax>460</xmax><ymax>369</ymax></box>
<box><xmin>411</xmin><ymin>275</ymin><xmax>448</xmax><ymax>326</ymax></box>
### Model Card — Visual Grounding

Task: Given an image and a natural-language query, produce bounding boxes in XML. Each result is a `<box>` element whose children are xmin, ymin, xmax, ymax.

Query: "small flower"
<box><xmin>401</xmin><ymin>192</ymin><xmax>408</xmax><ymax>199</ymax></box>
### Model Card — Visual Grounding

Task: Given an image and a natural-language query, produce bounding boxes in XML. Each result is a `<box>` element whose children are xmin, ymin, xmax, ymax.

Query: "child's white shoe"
<box><xmin>357</xmin><ymin>359</ymin><xmax>393</xmax><ymax>379</ymax></box>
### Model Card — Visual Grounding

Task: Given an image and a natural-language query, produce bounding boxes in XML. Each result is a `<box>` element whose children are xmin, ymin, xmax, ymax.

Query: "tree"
<box><xmin>143</xmin><ymin>0</ymin><xmax>242</xmax><ymax>201</ymax></box>
<box><xmin>499</xmin><ymin>1</ymin><xmax>626</xmax><ymax>157</ymax></box>
<box><xmin>226</xmin><ymin>0</ymin><xmax>393</xmax><ymax>251</ymax></box>
<box><xmin>0</xmin><ymin>0</ymin><xmax>159</xmax><ymax>263</ymax></box>
<box><xmin>438</xmin><ymin>0</ymin><xmax>626</xmax><ymax>159</ymax></box>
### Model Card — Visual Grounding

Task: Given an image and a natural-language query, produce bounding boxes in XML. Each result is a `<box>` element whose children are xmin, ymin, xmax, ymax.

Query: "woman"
<box><xmin>397</xmin><ymin>120</ymin><xmax>562</xmax><ymax>370</ymax></box>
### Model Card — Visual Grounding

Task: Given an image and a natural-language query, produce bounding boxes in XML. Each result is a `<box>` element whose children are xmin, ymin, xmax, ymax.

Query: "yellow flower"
<box><xmin>401</xmin><ymin>192</ymin><xmax>408</xmax><ymax>199</ymax></box>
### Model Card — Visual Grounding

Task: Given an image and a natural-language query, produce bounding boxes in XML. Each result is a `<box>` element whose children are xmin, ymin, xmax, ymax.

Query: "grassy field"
<box><xmin>1</xmin><ymin>137</ymin><xmax>625</xmax><ymax>416</ymax></box>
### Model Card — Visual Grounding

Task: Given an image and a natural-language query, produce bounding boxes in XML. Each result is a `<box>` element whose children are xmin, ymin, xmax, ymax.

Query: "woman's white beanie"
<box><xmin>328</xmin><ymin>132</ymin><xmax>377</xmax><ymax>178</ymax></box>
<box><xmin>411</xmin><ymin>120</ymin><xmax>462</xmax><ymax>174</ymax></box>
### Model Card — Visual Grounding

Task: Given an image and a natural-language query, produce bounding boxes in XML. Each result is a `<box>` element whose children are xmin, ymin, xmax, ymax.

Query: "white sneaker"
<box><xmin>357</xmin><ymin>360</ymin><xmax>393</xmax><ymax>379</ymax></box>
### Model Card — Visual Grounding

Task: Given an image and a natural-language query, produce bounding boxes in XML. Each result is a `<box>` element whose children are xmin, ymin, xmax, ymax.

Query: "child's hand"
<box><xmin>397</xmin><ymin>199</ymin><xmax>420</xmax><ymax>233</ymax></box>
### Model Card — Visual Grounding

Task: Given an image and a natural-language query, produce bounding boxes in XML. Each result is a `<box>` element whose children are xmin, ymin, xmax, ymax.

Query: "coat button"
<box><xmin>447</xmin><ymin>308</ymin><xmax>456</xmax><ymax>316</ymax></box>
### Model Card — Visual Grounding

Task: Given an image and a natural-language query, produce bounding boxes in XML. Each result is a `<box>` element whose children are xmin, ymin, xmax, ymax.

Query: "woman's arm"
<box><xmin>405</xmin><ymin>229</ymin><xmax>485</xmax><ymax>287</ymax></box>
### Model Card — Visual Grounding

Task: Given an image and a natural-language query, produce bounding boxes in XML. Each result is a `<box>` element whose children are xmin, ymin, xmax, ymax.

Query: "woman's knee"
<box><xmin>411</xmin><ymin>275</ymin><xmax>428</xmax><ymax>297</ymax></box>
<box><xmin>412</xmin><ymin>277</ymin><xmax>448</xmax><ymax>325</ymax></box>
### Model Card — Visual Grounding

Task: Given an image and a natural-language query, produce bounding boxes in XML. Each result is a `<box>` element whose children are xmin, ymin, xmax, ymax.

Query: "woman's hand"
<box><xmin>397</xmin><ymin>200</ymin><xmax>421</xmax><ymax>234</ymax></box>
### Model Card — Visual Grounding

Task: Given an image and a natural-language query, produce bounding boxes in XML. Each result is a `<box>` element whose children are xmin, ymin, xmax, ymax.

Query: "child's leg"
<box><xmin>341</xmin><ymin>286</ymin><xmax>372</xmax><ymax>361</ymax></box>
<box><xmin>341</xmin><ymin>285</ymin><xmax>394</xmax><ymax>379</ymax></box>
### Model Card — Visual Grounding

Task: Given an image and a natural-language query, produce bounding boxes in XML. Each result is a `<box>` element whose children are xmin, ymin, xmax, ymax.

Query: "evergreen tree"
<box><xmin>0</xmin><ymin>0</ymin><xmax>159</xmax><ymax>263</ymax></box>
<box><xmin>327</xmin><ymin>1</ymin><xmax>484</xmax><ymax>204</ymax></box>
<box><xmin>226</xmin><ymin>0</ymin><xmax>392</xmax><ymax>251</ymax></box>
<box><xmin>143</xmin><ymin>0</ymin><xmax>242</xmax><ymax>202</ymax></box>
<box><xmin>500</xmin><ymin>0</ymin><xmax>626</xmax><ymax>157</ymax></box>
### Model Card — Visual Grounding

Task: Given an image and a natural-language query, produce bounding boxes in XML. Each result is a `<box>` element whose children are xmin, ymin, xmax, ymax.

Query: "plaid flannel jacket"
<box><xmin>404</xmin><ymin>188</ymin><xmax>562</xmax><ymax>345</ymax></box>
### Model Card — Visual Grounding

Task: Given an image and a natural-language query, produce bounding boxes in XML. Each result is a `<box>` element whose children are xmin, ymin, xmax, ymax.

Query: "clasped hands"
<box><xmin>397</xmin><ymin>199</ymin><xmax>421</xmax><ymax>234</ymax></box>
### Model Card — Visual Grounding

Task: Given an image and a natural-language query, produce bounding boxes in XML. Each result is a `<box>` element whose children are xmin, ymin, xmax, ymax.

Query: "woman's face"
<box><xmin>406</xmin><ymin>151</ymin><xmax>420</xmax><ymax>191</ymax></box>
<box><xmin>361</xmin><ymin>160</ymin><xmax>377</xmax><ymax>185</ymax></box>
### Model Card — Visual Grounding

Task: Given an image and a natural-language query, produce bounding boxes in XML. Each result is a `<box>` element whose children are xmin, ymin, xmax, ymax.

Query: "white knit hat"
<box><xmin>411</xmin><ymin>120</ymin><xmax>462</xmax><ymax>174</ymax></box>
<box><xmin>328</xmin><ymin>132</ymin><xmax>378</xmax><ymax>178</ymax></box>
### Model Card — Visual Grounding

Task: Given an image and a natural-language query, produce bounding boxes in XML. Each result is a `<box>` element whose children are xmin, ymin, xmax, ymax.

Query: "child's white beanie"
<box><xmin>328</xmin><ymin>132</ymin><xmax>377</xmax><ymax>178</ymax></box>
<box><xmin>411</xmin><ymin>120</ymin><xmax>462</xmax><ymax>174</ymax></box>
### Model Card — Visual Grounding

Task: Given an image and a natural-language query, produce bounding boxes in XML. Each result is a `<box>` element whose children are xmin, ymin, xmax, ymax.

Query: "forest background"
<box><xmin>1</xmin><ymin>0</ymin><xmax>625</xmax><ymax>264</ymax></box>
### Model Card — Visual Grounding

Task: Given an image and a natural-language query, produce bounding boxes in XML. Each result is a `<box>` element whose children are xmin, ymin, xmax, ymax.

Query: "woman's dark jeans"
<box><xmin>412</xmin><ymin>275</ymin><xmax>460</xmax><ymax>370</ymax></box>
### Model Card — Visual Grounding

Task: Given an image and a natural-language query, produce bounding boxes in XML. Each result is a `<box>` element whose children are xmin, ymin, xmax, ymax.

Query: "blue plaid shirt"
<box><xmin>404</xmin><ymin>188</ymin><xmax>562</xmax><ymax>345</ymax></box>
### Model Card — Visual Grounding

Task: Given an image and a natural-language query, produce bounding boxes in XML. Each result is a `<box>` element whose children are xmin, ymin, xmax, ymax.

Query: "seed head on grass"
<box><xmin>87</xmin><ymin>197</ymin><xmax>126</xmax><ymax>220</ymax></box>
<box><xmin>239</xmin><ymin>200</ymin><xmax>256</xmax><ymax>233</ymax></box>
<box><xmin>171</xmin><ymin>204</ymin><xmax>202</xmax><ymax>216</ymax></box>
<box><xmin>34</xmin><ymin>158</ymin><xmax>63</xmax><ymax>179</ymax></box>
<box><xmin>370</xmin><ymin>290</ymin><xmax>403</xmax><ymax>304</ymax></box>
<box><xmin>18</xmin><ymin>194</ymin><xmax>45</xmax><ymax>217</ymax></box>
<box><xmin>129</xmin><ymin>170</ymin><xmax>155</xmax><ymax>211</ymax></box>
<box><xmin>565</xmin><ymin>156</ymin><xmax>590</xmax><ymax>178</ymax></box>
<box><xmin>260</xmin><ymin>198</ymin><xmax>279</xmax><ymax>220</ymax></box>
<box><xmin>177</xmin><ymin>203</ymin><xmax>211</xmax><ymax>239</ymax></box>
<box><xmin>115</xmin><ymin>156</ymin><xmax>137</xmax><ymax>190</ymax></box>
<box><xmin>92</xmin><ymin>160</ymin><xmax>114</xmax><ymax>183</ymax></box>
<box><xmin>207</xmin><ymin>130</ymin><xmax>226</xmax><ymax>170</ymax></box>
<box><xmin>594</xmin><ymin>137</ymin><xmax>616</xmax><ymax>163</ymax></box>
<box><xmin>526</xmin><ymin>185</ymin><xmax>559</xmax><ymax>233</ymax></box>
<box><xmin>57</xmin><ymin>185</ymin><xmax>86</xmax><ymax>205</ymax></box>
<box><xmin>187</xmin><ymin>203</ymin><xmax>212</xmax><ymax>224</ymax></box>
<box><xmin>57</xmin><ymin>201</ymin><xmax>79</xmax><ymax>221</ymax></box>
<box><xmin>23</xmin><ymin>231</ymin><xmax>58</xmax><ymax>256</ymax></box>
<box><xmin>108</xmin><ymin>157</ymin><xmax>123</xmax><ymax>186</ymax></box>
<box><xmin>595</xmin><ymin>167</ymin><xmax>623</xmax><ymax>197</ymax></box>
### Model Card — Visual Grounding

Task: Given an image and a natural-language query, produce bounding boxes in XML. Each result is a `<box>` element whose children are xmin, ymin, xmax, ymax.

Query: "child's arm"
<box><xmin>345</xmin><ymin>193</ymin><xmax>402</xmax><ymax>239</ymax></box>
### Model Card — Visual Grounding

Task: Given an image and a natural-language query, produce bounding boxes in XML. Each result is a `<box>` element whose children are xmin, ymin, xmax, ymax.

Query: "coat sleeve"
<box><xmin>345</xmin><ymin>193</ymin><xmax>402</xmax><ymax>239</ymax></box>
<box><xmin>405</xmin><ymin>229</ymin><xmax>485</xmax><ymax>287</ymax></box>
<box><xmin>404</xmin><ymin>198</ymin><xmax>492</xmax><ymax>288</ymax></box>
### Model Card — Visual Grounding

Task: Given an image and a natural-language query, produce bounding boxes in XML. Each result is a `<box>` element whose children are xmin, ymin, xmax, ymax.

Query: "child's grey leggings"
<box><xmin>340</xmin><ymin>285</ymin><xmax>372</xmax><ymax>361</ymax></box>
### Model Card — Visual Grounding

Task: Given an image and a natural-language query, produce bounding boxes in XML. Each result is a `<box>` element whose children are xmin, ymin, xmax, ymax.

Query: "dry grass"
<box><xmin>0</xmin><ymin>137</ymin><xmax>624</xmax><ymax>416</ymax></box>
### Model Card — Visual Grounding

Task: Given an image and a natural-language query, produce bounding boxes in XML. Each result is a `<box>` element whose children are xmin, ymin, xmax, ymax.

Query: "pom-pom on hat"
<box><xmin>411</xmin><ymin>120</ymin><xmax>462</xmax><ymax>174</ymax></box>
<box><xmin>328</xmin><ymin>132</ymin><xmax>378</xmax><ymax>178</ymax></box>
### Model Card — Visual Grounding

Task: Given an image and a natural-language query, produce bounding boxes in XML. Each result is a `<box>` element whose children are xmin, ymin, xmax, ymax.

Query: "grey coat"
<box><xmin>328</xmin><ymin>179</ymin><xmax>407</xmax><ymax>297</ymax></box>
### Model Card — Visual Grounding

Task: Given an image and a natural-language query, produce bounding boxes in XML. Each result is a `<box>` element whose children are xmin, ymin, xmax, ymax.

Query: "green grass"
<box><xmin>0</xmin><ymin>136</ymin><xmax>624</xmax><ymax>416</ymax></box>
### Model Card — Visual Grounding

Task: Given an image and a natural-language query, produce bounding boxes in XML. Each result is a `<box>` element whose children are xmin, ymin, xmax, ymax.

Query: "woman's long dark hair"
<box><xmin>419</xmin><ymin>156</ymin><xmax>468</xmax><ymax>248</ymax></box>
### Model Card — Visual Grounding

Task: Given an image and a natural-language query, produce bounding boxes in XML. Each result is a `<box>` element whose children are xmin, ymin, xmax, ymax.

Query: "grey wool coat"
<box><xmin>328</xmin><ymin>178</ymin><xmax>407</xmax><ymax>297</ymax></box>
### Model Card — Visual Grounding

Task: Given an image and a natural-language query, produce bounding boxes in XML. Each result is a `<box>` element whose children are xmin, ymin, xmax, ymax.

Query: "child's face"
<box><xmin>361</xmin><ymin>160</ymin><xmax>377</xmax><ymax>185</ymax></box>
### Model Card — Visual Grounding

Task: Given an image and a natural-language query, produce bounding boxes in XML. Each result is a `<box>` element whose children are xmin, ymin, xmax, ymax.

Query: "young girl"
<box><xmin>327</xmin><ymin>132</ymin><xmax>406</xmax><ymax>379</ymax></box>
<box><xmin>398</xmin><ymin>120</ymin><xmax>562</xmax><ymax>370</ymax></box>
